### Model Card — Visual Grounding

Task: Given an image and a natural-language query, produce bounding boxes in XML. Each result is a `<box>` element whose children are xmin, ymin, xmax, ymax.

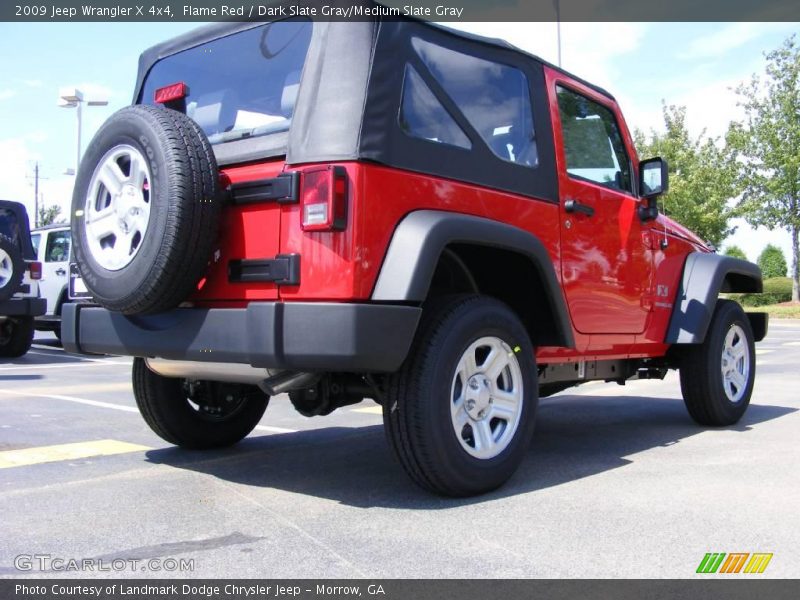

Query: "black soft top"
<box><xmin>132</xmin><ymin>10</ymin><xmax>617</xmax><ymax>201</ymax></box>
<box><xmin>133</xmin><ymin>13</ymin><xmax>613</xmax><ymax>105</ymax></box>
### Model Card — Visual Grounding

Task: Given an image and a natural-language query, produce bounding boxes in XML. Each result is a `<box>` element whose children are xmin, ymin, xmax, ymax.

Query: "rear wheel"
<box><xmin>0</xmin><ymin>316</ymin><xmax>35</xmax><ymax>358</ymax></box>
<box><xmin>132</xmin><ymin>358</ymin><xmax>269</xmax><ymax>449</ymax></box>
<box><xmin>384</xmin><ymin>295</ymin><xmax>537</xmax><ymax>497</ymax></box>
<box><xmin>679</xmin><ymin>300</ymin><xmax>755</xmax><ymax>426</ymax></box>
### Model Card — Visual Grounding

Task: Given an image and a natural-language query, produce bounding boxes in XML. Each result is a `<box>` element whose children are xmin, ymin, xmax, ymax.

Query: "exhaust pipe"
<box><xmin>259</xmin><ymin>371</ymin><xmax>321</xmax><ymax>396</ymax></box>
<box><xmin>145</xmin><ymin>358</ymin><xmax>272</xmax><ymax>385</ymax></box>
<box><xmin>144</xmin><ymin>358</ymin><xmax>319</xmax><ymax>396</ymax></box>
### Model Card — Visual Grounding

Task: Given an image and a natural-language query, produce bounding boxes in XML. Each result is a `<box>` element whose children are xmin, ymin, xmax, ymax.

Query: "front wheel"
<box><xmin>384</xmin><ymin>295</ymin><xmax>538</xmax><ymax>497</ymax></box>
<box><xmin>679</xmin><ymin>300</ymin><xmax>756</xmax><ymax>426</ymax></box>
<box><xmin>132</xmin><ymin>358</ymin><xmax>269</xmax><ymax>449</ymax></box>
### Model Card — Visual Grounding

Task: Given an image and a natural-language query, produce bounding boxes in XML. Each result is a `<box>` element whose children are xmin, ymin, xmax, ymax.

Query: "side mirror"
<box><xmin>638</xmin><ymin>157</ymin><xmax>668</xmax><ymax>222</ymax></box>
<box><xmin>639</xmin><ymin>157</ymin><xmax>669</xmax><ymax>199</ymax></box>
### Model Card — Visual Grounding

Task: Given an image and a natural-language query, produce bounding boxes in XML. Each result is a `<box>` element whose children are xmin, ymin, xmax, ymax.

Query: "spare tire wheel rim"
<box><xmin>0</xmin><ymin>247</ymin><xmax>12</xmax><ymax>289</ymax></box>
<box><xmin>450</xmin><ymin>336</ymin><xmax>524</xmax><ymax>460</ymax></box>
<box><xmin>84</xmin><ymin>144</ymin><xmax>152</xmax><ymax>271</ymax></box>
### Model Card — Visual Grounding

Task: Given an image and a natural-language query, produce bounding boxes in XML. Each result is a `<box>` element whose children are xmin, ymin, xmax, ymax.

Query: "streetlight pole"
<box><xmin>58</xmin><ymin>88</ymin><xmax>108</xmax><ymax>173</ymax></box>
<box><xmin>554</xmin><ymin>0</ymin><xmax>562</xmax><ymax>68</ymax></box>
<box><xmin>76</xmin><ymin>97</ymin><xmax>83</xmax><ymax>170</ymax></box>
<box><xmin>34</xmin><ymin>162</ymin><xmax>39</xmax><ymax>227</ymax></box>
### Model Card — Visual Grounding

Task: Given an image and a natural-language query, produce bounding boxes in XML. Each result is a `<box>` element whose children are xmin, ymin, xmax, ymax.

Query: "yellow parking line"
<box><xmin>0</xmin><ymin>439</ymin><xmax>151</xmax><ymax>469</ymax></box>
<box><xmin>352</xmin><ymin>405</ymin><xmax>383</xmax><ymax>415</ymax></box>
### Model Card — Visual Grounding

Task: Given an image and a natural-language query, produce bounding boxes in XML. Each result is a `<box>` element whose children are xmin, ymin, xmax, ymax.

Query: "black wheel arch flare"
<box><xmin>666</xmin><ymin>252</ymin><xmax>767</xmax><ymax>344</ymax></box>
<box><xmin>371</xmin><ymin>210</ymin><xmax>575</xmax><ymax>349</ymax></box>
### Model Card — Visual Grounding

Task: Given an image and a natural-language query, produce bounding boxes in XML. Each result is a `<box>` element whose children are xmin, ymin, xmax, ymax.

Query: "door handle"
<box><xmin>55</xmin><ymin>268</ymin><xmax>66</xmax><ymax>276</ymax></box>
<box><xmin>565</xmin><ymin>199</ymin><xmax>595</xmax><ymax>217</ymax></box>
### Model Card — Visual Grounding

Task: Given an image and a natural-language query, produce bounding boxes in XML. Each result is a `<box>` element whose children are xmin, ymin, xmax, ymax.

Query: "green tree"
<box><xmin>723</xmin><ymin>245</ymin><xmax>748</xmax><ymax>260</ymax></box>
<box><xmin>757</xmin><ymin>244</ymin><xmax>788</xmax><ymax>278</ymax></box>
<box><xmin>731</xmin><ymin>35</ymin><xmax>800</xmax><ymax>301</ymax></box>
<box><xmin>634</xmin><ymin>104</ymin><xmax>740</xmax><ymax>249</ymax></box>
<box><xmin>37</xmin><ymin>204</ymin><xmax>65</xmax><ymax>227</ymax></box>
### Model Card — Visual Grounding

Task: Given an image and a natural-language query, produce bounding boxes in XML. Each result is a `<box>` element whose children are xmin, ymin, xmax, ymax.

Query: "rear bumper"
<box><xmin>61</xmin><ymin>301</ymin><xmax>421</xmax><ymax>373</ymax></box>
<box><xmin>0</xmin><ymin>297</ymin><xmax>46</xmax><ymax>317</ymax></box>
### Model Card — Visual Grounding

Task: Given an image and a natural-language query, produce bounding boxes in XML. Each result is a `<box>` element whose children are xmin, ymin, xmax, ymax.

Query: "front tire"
<box><xmin>132</xmin><ymin>358</ymin><xmax>269</xmax><ymax>449</ymax></box>
<box><xmin>384</xmin><ymin>295</ymin><xmax>538</xmax><ymax>497</ymax></box>
<box><xmin>0</xmin><ymin>316</ymin><xmax>35</xmax><ymax>358</ymax></box>
<box><xmin>679</xmin><ymin>300</ymin><xmax>755</xmax><ymax>426</ymax></box>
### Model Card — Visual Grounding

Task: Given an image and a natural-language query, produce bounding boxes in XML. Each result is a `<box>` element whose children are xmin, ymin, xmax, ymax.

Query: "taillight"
<box><xmin>28</xmin><ymin>261</ymin><xmax>42</xmax><ymax>280</ymax></box>
<box><xmin>301</xmin><ymin>166</ymin><xmax>348</xmax><ymax>232</ymax></box>
<box><xmin>154</xmin><ymin>82</ymin><xmax>188</xmax><ymax>104</ymax></box>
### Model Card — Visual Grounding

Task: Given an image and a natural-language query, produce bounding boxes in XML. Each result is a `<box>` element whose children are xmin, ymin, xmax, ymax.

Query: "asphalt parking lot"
<box><xmin>1</xmin><ymin>322</ymin><xmax>798</xmax><ymax>579</ymax></box>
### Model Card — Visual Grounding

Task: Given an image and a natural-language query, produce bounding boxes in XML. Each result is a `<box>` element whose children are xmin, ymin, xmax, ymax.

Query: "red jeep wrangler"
<box><xmin>64</xmin><ymin>15</ymin><xmax>767</xmax><ymax>496</ymax></box>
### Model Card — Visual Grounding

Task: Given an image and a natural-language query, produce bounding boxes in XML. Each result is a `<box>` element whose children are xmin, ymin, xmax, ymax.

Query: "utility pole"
<box><xmin>26</xmin><ymin>161</ymin><xmax>47</xmax><ymax>228</ymax></box>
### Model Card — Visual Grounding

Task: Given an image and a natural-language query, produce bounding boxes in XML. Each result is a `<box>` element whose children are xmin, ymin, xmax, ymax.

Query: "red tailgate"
<box><xmin>191</xmin><ymin>160</ymin><xmax>286</xmax><ymax>304</ymax></box>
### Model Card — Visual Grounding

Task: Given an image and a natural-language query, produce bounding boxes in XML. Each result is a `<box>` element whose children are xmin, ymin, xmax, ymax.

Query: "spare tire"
<box><xmin>71</xmin><ymin>105</ymin><xmax>221</xmax><ymax>315</ymax></box>
<box><xmin>0</xmin><ymin>234</ymin><xmax>24</xmax><ymax>302</ymax></box>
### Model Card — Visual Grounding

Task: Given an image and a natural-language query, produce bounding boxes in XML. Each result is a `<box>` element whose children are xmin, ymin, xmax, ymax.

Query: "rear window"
<box><xmin>0</xmin><ymin>209</ymin><xmax>21</xmax><ymax>248</ymax></box>
<box><xmin>140</xmin><ymin>20</ymin><xmax>312</xmax><ymax>145</ymax></box>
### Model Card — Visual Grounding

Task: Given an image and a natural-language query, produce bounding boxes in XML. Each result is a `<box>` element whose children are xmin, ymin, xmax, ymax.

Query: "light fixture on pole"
<box><xmin>58</xmin><ymin>88</ymin><xmax>109</xmax><ymax>174</ymax></box>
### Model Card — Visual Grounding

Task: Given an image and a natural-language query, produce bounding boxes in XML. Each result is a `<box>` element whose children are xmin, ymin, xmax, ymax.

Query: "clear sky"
<box><xmin>0</xmin><ymin>21</ymin><xmax>797</xmax><ymax>263</ymax></box>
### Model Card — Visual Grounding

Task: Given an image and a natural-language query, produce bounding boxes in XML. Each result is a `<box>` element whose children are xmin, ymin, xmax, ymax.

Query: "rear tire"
<box><xmin>679</xmin><ymin>300</ymin><xmax>755</xmax><ymax>426</ymax></box>
<box><xmin>0</xmin><ymin>316</ymin><xmax>35</xmax><ymax>358</ymax></box>
<box><xmin>0</xmin><ymin>234</ymin><xmax>24</xmax><ymax>302</ymax></box>
<box><xmin>384</xmin><ymin>295</ymin><xmax>537</xmax><ymax>497</ymax></box>
<box><xmin>132</xmin><ymin>358</ymin><xmax>269</xmax><ymax>449</ymax></box>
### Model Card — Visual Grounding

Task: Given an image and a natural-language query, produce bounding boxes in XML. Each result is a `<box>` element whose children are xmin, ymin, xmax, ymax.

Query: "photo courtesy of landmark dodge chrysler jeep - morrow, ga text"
<box><xmin>63</xmin><ymin>13</ymin><xmax>768</xmax><ymax>497</ymax></box>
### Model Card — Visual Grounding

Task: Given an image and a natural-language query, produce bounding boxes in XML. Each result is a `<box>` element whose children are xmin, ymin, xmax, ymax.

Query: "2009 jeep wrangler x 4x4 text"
<box><xmin>64</xmin><ymin>14</ymin><xmax>767</xmax><ymax>496</ymax></box>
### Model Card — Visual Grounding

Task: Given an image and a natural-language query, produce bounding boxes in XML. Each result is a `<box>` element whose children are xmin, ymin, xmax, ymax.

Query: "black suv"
<box><xmin>0</xmin><ymin>200</ymin><xmax>46</xmax><ymax>357</ymax></box>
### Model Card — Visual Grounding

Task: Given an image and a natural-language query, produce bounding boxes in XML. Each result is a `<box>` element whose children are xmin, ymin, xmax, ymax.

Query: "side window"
<box><xmin>44</xmin><ymin>231</ymin><xmax>70</xmax><ymax>263</ymax></box>
<box><xmin>399</xmin><ymin>65</ymin><xmax>471</xmax><ymax>150</ymax></box>
<box><xmin>556</xmin><ymin>86</ymin><xmax>632</xmax><ymax>193</ymax></box>
<box><xmin>410</xmin><ymin>38</ymin><xmax>538</xmax><ymax>167</ymax></box>
<box><xmin>30</xmin><ymin>233</ymin><xmax>41</xmax><ymax>258</ymax></box>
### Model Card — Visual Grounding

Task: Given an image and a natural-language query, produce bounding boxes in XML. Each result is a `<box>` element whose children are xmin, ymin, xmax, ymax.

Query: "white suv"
<box><xmin>30</xmin><ymin>224</ymin><xmax>71</xmax><ymax>340</ymax></box>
